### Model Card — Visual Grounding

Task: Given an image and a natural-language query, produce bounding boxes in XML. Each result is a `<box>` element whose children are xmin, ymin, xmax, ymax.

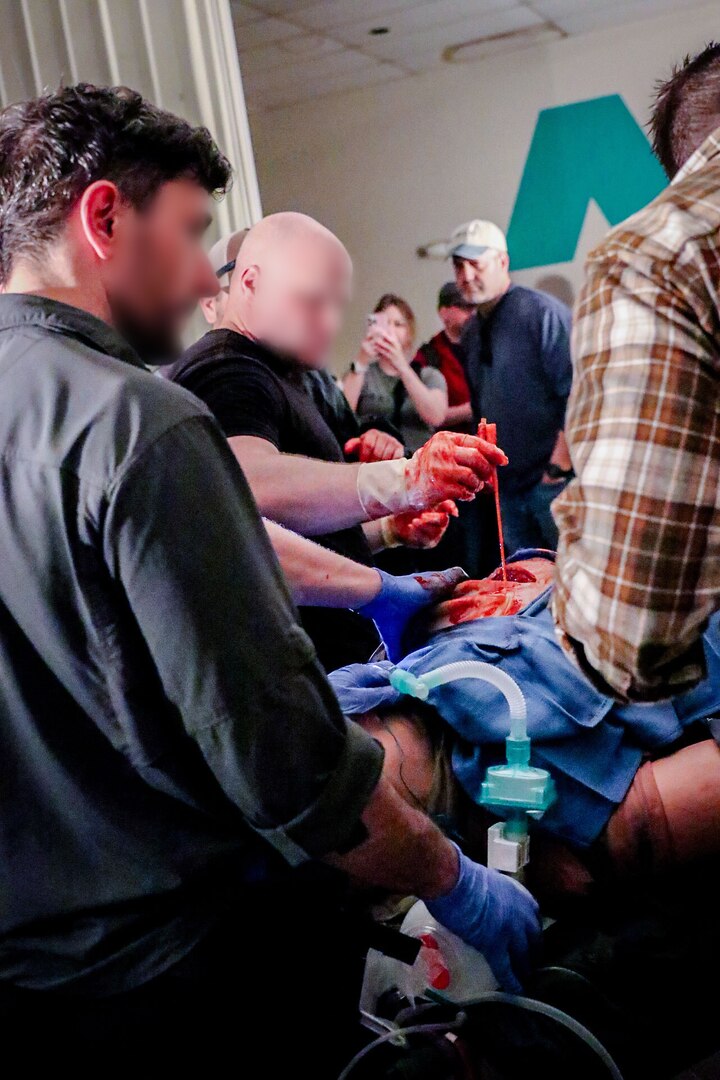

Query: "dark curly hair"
<box><xmin>0</xmin><ymin>83</ymin><xmax>232</xmax><ymax>284</ymax></box>
<box><xmin>649</xmin><ymin>42</ymin><xmax>720</xmax><ymax>178</ymax></box>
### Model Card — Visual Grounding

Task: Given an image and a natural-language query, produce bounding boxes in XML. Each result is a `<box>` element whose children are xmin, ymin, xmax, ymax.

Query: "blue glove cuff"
<box><xmin>354</xmin><ymin>570</ymin><xmax>391</xmax><ymax>618</ymax></box>
<box><xmin>425</xmin><ymin>842</ymin><xmax>488</xmax><ymax>929</ymax></box>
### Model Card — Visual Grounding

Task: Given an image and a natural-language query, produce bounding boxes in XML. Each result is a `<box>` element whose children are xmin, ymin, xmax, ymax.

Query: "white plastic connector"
<box><xmin>487</xmin><ymin>821</ymin><xmax>530</xmax><ymax>874</ymax></box>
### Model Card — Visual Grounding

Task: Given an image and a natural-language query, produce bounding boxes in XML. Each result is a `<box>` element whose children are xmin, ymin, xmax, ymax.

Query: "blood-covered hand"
<box><xmin>433</xmin><ymin>579</ymin><xmax>525</xmax><ymax>625</ymax></box>
<box><xmin>344</xmin><ymin>429</ymin><xmax>405</xmax><ymax>463</ymax></box>
<box><xmin>386</xmin><ymin>500</ymin><xmax>458</xmax><ymax>549</ymax></box>
<box><xmin>428</xmin><ymin>557</ymin><xmax>555</xmax><ymax>630</ymax></box>
<box><xmin>405</xmin><ymin>431</ymin><xmax>507</xmax><ymax>510</ymax></box>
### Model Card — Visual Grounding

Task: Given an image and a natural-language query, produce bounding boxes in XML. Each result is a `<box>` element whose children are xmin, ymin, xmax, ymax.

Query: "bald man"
<box><xmin>166</xmin><ymin>212</ymin><xmax>505</xmax><ymax>670</ymax></box>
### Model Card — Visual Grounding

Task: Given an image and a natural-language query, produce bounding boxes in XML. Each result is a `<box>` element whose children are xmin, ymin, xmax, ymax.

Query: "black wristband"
<box><xmin>545</xmin><ymin>463</ymin><xmax>574</xmax><ymax>481</ymax></box>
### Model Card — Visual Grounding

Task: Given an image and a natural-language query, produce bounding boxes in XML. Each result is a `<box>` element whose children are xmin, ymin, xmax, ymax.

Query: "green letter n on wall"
<box><xmin>506</xmin><ymin>94</ymin><xmax>667</xmax><ymax>270</ymax></box>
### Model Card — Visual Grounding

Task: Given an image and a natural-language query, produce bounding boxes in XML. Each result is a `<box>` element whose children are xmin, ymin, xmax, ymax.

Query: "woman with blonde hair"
<box><xmin>343</xmin><ymin>293</ymin><xmax>448</xmax><ymax>454</ymax></box>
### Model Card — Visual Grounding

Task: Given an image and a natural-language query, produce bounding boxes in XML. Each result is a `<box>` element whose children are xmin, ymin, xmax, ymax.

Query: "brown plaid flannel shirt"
<box><xmin>553</xmin><ymin>127</ymin><xmax>720</xmax><ymax>702</ymax></box>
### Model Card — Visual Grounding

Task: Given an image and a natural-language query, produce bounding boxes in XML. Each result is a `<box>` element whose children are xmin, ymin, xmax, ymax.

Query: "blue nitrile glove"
<box><xmin>426</xmin><ymin>843</ymin><xmax>542</xmax><ymax>994</ymax></box>
<box><xmin>355</xmin><ymin>567</ymin><xmax>468</xmax><ymax>662</ymax></box>
<box><xmin>328</xmin><ymin>661</ymin><xmax>401</xmax><ymax>715</ymax></box>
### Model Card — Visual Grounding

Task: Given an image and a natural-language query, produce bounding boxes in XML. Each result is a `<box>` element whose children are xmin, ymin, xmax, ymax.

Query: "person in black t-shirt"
<box><xmin>165</xmin><ymin>212</ymin><xmax>507</xmax><ymax>669</ymax></box>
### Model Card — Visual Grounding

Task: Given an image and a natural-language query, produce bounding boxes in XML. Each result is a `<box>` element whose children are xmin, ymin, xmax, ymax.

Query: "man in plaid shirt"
<box><xmin>554</xmin><ymin>43</ymin><xmax>720</xmax><ymax>703</ymax></box>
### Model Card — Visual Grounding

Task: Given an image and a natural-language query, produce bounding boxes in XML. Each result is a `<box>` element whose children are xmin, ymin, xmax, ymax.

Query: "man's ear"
<box><xmin>199</xmin><ymin>296</ymin><xmax>216</xmax><ymax>325</ymax></box>
<box><xmin>500</xmin><ymin>252</ymin><xmax>510</xmax><ymax>273</ymax></box>
<box><xmin>78</xmin><ymin>180</ymin><xmax>124</xmax><ymax>262</ymax></box>
<box><xmin>238</xmin><ymin>263</ymin><xmax>260</xmax><ymax>298</ymax></box>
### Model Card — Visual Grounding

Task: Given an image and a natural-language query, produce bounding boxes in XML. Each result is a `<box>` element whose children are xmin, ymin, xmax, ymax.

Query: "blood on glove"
<box><xmin>387</xmin><ymin>500</ymin><xmax>458</xmax><ymax>549</ymax></box>
<box><xmin>404</xmin><ymin>431</ymin><xmax>507</xmax><ymax>511</ymax></box>
<box><xmin>344</xmin><ymin>429</ymin><xmax>404</xmax><ymax>463</ymax></box>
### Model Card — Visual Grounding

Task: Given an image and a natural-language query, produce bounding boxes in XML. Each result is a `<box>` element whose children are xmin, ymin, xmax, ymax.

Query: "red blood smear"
<box><xmin>419</xmin><ymin>934</ymin><xmax>451</xmax><ymax>991</ymax></box>
<box><xmin>479</xmin><ymin>419</ymin><xmax>507</xmax><ymax>582</ymax></box>
<box><xmin>419</xmin><ymin>933</ymin><xmax>439</xmax><ymax>950</ymax></box>
<box><xmin>414</xmin><ymin>572</ymin><xmax>454</xmax><ymax>591</ymax></box>
<box><xmin>489</xmin><ymin>565</ymin><xmax>537</xmax><ymax>583</ymax></box>
<box><xmin>446</xmin><ymin>590</ymin><xmax>522</xmax><ymax>623</ymax></box>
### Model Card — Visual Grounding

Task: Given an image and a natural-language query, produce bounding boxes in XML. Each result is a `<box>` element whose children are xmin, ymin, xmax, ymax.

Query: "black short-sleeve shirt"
<box><xmin>164</xmin><ymin>331</ymin><xmax>380</xmax><ymax>670</ymax></box>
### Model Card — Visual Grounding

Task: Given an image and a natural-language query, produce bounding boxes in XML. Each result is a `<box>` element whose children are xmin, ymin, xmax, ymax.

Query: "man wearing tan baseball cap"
<box><xmin>449</xmin><ymin>219</ymin><xmax>574</xmax><ymax>554</ymax></box>
<box><xmin>449</xmin><ymin>218</ymin><xmax>508</xmax><ymax>264</ymax></box>
<box><xmin>200</xmin><ymin>228</ymin><xmax>249</xmax><ymax>327</ymax></box>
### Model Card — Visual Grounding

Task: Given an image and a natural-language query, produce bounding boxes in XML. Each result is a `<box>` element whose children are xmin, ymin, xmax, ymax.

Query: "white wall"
<box><xmin>248</xmin><ymin>0</ymin><xmax>719</xmax><ymax>367</ymax></box>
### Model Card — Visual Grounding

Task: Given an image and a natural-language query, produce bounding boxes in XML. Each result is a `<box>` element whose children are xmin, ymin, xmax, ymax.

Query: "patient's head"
<box><xmin>358</xmin><ymin>704</ymin><xmax>455</xmax><ymax>819</ymax></box>
<box><xmin>429</xmin><ymin>556</ymin><xmax>555</xmax><ymax>632</ymax></box>
<box><xmin>221</xmin><ymin>211</ymin><xmax>352</xmax><ymax>369</ymax></box>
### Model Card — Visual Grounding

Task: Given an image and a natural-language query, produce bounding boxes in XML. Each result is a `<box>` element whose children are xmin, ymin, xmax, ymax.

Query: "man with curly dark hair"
<box><xmin>0</xmin><ymin>85</ymin><xmax>539</xmax><ymax>1070</ymax></box>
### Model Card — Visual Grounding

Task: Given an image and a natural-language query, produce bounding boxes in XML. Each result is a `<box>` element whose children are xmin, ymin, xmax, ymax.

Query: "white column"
<box><xmin>0</xmin><ymin>0</ymin><xmax>261</xmax><ymax>235</ymax></box>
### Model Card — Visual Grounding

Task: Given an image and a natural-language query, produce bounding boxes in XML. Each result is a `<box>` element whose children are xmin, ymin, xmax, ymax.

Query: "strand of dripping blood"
<box><xmin>478</xmin><ymin>417</ymin><xmax>507</xmax><ymax>582</ymax></box>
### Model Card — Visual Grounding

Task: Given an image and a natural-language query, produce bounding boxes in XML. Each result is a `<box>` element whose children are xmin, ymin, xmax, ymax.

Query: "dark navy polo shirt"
<box><xmin>460</xmin><ymin>284</ymin><xmax>572</xmax><ymax>493</ymax></box>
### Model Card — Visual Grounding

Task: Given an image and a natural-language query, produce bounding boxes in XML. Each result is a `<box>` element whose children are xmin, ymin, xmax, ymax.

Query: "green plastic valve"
<box><xmin>480</xmin><ymin>736</ymin><xmax>556</xmax><ymax>817</ymax></box>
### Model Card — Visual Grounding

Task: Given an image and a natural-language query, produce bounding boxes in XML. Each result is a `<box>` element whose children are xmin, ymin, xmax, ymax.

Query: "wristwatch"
<box><xmin>545</xmin><ymin>463</ymin><xmax>575</xmax><ymax>481</ymax></box>
<box><xmin>350</xmin><ymin>359</ymin><xmax>368</xmax><ymax>375</ymax></box>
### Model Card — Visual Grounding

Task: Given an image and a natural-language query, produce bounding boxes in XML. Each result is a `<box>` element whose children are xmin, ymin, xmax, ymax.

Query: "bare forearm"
<box><xmin>445</xmin><ymin>402</ymin><xmax>473</xmax><ymax>427</ymax></box>
<box><xmin>399</xmin><ymin>366</ymin><xmax>448</xmax><ymax>427</ymax></box>
<box><xmin>264</xmin><ymin>520</ymin><xmax>381</xmax><ymax>607</ymax></box>
<box><xmin>229</xmin><ymin>437</ymin><xmax>366</xmax><ymax>534</ymax></box>
<box><xmin>549</xmin><ymin>429</ymin><xmax>572</xmax><ymax>470</ymax></box>
<box><xmin>326</xmin><ymin>774</ymin><xmax>459</xmax><ymax>898</ymax></box>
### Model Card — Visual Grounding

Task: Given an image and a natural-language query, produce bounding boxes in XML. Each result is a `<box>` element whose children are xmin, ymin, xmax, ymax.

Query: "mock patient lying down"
<box><xmin>329</xmin><ymin>550</ymin><xmax>720</xmax><ymax>903</ymax></box>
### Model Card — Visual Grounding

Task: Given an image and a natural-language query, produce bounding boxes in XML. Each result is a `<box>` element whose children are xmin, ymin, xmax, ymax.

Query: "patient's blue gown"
<box><xmin>329</xmin><ymin>589</ymin><xmax>720</xmax><ymax>847</ymax></box>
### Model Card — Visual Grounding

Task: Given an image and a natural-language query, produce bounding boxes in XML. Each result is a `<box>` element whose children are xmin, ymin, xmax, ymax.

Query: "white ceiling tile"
<box><xmin>297</xmin><ymin>63</ymin><xmax>405</xmax><ymax>99</ymax></box>
<box><xmin>239</xmin><ymin>36</ymin><xmax>344</xmax><ymax>75</ymax></box>
<box><xmin>322</xmin><ymin>0</ymin><xmax>517</xmax><ymax>41</ymax></box>
<box><xmin>239</xmin><ymin>0</ymin><xmax>691</xmax><ymax>112</ymax></box>
<box><xmin>229</xmin><ymin>2</ymin><xmax>265</xmax><ymax>25</ymax></box>
<box><xmin>279</xmin><ymin>34</ymin><xmax>347</xmax><ymax>58</ymax></box>
<box><xmin>294</xmin><ymin>0</ymin><xmax>491</xmax><ymax>32</ymax></box>
<box><xmin>243</xmin><ymin>0</ymin><xmax>324</xmax><ymax>12</ymax></box>
<box><xmin>234</xmin><ymin>16</ymin><xmax>302</xmax><ymax>50</ymax></box>
<box><xmin>403</xmin><ymin>22</ymin><xmax>561</xmax><ymax>72</ymax></box>
<box><xmin>238</xmin><ymin>43</ymin><xmax>294</xmax><ymax>76</ymax></box>
<box><xmin>529</xmin><ymin>0</ymin><xmax>588</xmax><ymax>11</ymax></box>
<box><xmin>250</xmin><ymin>61</ymin><xmax>405</xmax><ymax>112</ymax></box>
<box><xmin>242</xmin><ymin>47</ymin><xmax>381</xmax><ymax>94</ymax></box>
<box><xmin>344</xmin><ymin>7</ymin><xmax>544</xmax><ymax>62</ymax></box>
<box><xmin>534</xmin><ymin>0</ymin><xmax>680</xmax><ymax>34</ymax></box>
